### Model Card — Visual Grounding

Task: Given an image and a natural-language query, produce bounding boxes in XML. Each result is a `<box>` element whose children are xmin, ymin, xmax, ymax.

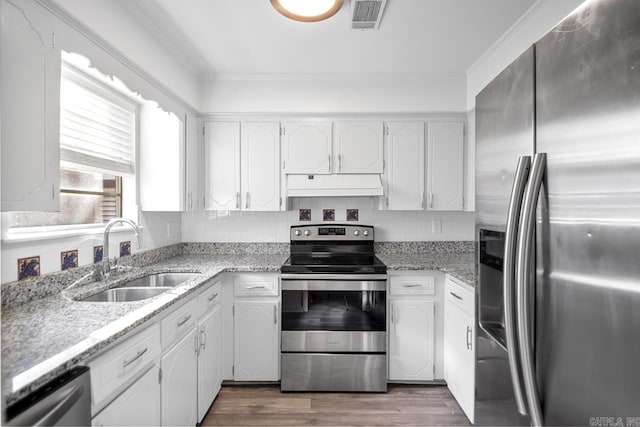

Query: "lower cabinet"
<box><xmin>92</xmin><ymin>366</ymin><xmax>161</xmax><ymax>427</ymax></box>
<box><xmin>161</xmin><ymin>327</ymin><xmax>198</xmax><ymax>427</ymax></box>
<box><xmin>197</xmin><ymin>303</ymin><xmax>222</xmax><ymax>421</ymax></box>
<box><xmin>444</xmin><ymin>275</ymin><xmax>475</xmax><ymax>423</ymax></box>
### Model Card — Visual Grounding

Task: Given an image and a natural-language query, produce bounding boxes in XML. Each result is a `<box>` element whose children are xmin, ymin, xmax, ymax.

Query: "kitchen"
<box><xmin>2</xmin><ymin>0</ymin><xmax>638</xmax><ymax>426</ymax></box>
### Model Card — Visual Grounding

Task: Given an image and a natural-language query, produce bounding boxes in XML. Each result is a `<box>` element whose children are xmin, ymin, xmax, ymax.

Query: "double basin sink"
<box><xmin>81</xmin><ymin>272</ymin><xmax>199</xmax><ymax>302</ymax></box>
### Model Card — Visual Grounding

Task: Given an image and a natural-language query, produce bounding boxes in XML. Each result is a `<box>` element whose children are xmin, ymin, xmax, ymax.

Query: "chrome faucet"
<box><xmin>100</xmin><ymin>218</ymin><xmax>144</xmax><ymax>280</ymax></box>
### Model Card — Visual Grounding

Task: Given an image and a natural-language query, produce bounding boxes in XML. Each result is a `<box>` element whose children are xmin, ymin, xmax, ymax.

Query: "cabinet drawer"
<box><xmin>89</xmin><ymin>323</ymin><xmax>160</xmax><ymax>414</ymax></box>
<box><xmin>161</xmin><ymin>297</ymin><xmax>197</xmax><ymax>349</ymax></box>
<box><xmin>233</xmin><ymin>273</ymin><xmax>279</xmax><ymax>297</ymax></box>
<box><xmin>390</xmin><ymin>275</ymin><xmax>435</xmax><ymax>296</ymax></box>
<box><xmin>445</xmin><ymin>276</ymin><xmax>474</xmax><ymax>316</ymax></box>
<box><xmin>198</xmin><ymin>280</ymin><xmax>221</xmax><ymax>318</ymax></box>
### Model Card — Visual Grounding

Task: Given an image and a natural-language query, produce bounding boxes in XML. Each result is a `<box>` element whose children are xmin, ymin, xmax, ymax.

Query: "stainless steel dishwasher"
<box><xmin>5</xmin><ymin>366</ymin><xmax>90</xmax><ymax>426</ymax></box>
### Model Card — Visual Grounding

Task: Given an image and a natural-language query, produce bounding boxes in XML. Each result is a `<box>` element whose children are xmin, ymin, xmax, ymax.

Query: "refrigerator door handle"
<box><xmin>516</xmin><ymin>152</ymin><xmax>546</xmax><ymax>427</ymax></box>
<box><xmin>504</xmin><ymin>155</ymin><xmax>531</xmax><ymax>416</ymax></box>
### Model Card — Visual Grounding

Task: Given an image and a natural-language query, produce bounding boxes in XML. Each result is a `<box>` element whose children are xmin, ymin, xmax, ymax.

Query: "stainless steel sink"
<box><xmin>116</xmin><ymin>272</ymin><xmax>199</xmax><ymax>288</ymax></box>
<box><xmin>80</xmin><ymin>287</ymin><xmax>171</xmax><ymax>302</ymax></box>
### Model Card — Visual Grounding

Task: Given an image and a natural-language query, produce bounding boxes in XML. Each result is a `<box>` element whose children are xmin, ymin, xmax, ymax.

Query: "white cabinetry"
<box><xmin>205</xmin><ymin>121</ymin><xmax>240</xmax><ymax>210</ymax></box>
<box><xmin>185</xmin><ymin>111</ymin><xmax>202</xmax><ymax>212</ymax></box>
<box><xmin>160</xmin><ymin>299</ymin><xmax>198</xmax><ymax>427</ymax></box>
<box><xmin>388</xmin><ymin>273</ymin><xmax>440</xmax><ymax>381</ymax></box>
<box><xmin>383</xmin><ymin>122</ymin><xmax>425</xmax><ymax>210</ymax></box>
<box><xmin>427</xmin><ymin>122</ymin><xmax>464</xmax><ymax>210</ymax></box>
<box><xmin>1</xmin><ymin>0</ymin><xmax>60</xmax><ymax>212</ymax></box>
<box><xmin>232</xmin><ymin>273</ymin><xmax>280</xmax><ymax>381</ymax></box>
<box><xmin>444</xmin><ymin>275</ymin><xmax>475</xmax><ymax>423</ymax></box>
<box><xmin>197</xmin><ymin>281</ymin><xmax>223</xmax><ymax>422</ymax></box>
<box><xmin>333</xmin><ymin>122</ymin><xmax>383</xmax><ymax>173</ymax></box>
<box><xmin>282</xmin><ymin>122</ymin><xmax>332</xmax><ymax>174</ymax></box>
<box><xmin>241</xmin><ymin>122</ymin><xmax>281</xmax><ymax>211</ymax></box>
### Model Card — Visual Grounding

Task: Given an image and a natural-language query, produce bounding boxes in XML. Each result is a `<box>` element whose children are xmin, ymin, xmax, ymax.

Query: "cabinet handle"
<box><xmin>338</xmin><ymin>154</ymin><xmax>342</xmax><ymax>171</ymax></box>
<box><xmin>177</xmin><ymin>314</ymin><xmax>192</xmax><ymax>327</ymax></box>
<box><xmin>429</xmin><ymin>192</ymin><xmax>434</xmax><ymax>208</ymax></box>
<box><xmin>328</xmin><ymin>154</ymin><xmax>331</xmax><ymax>172</ymax></box>
<box><xmin>200</xmin><ymin>328</ymin><xmax>206</xmax><ymax>350</ymax></box>
<box><xmin>273</xmin><ymin>305</ymin><xmax>277</xmax><ymax>324</ymax></box>
<box><xmin>235</xmin><ymin>192</ymin><xmax>240</xmax><ymax>209</ymax></box>
<box><xmin>245</xmin><ymin>192</ymin><xmax>249</xmax><ymax>209</ymax></box>
<box><xmin>195</xmin><ymin>333</ymin><xmax>199</xmax><ymax>356</ymax></box>
<box><xmin>188</xmin><ymin>192</ymin><xmax>192</xmax><ymax>210</ymax></box>
<box><xmin>208</xmin><ymin>292</ymin><xmax>218</xmax><ymax>302</ymax></box>
<box><xmin>421</xmin><ymin>191</ymin><xmax>424</xmax><ymax>209</ymax></box>
<box><xmin>466</xmin><ymin>326</ymin><xmax>472</xmax><ymax>350</ymax></box>
<box><xmin>123</xmin><ymin>348</ymin><xmax>148</xmax><ymax>369</ymax></box>
<box><xmin>246</xmin><ymin>285</ymin><xmax>266</xmax><ymax>290</ymax></box>
<box><xmin>403</xmin><ymin>284</ymin><xmax>422</xmax><ymax>288</ymax></box>
<box><xmin>449</xmin><ymin>291</ymin><xmax>463</xmax><ymax>301</ymax></box>
<box><xmin>391</xmin><ymin>306</ymin><xmax>394</xmax><ymax>324</ymax></box>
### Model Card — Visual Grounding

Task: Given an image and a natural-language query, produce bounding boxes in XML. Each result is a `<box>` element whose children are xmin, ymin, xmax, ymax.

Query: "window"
<box><xmin>3</xmin><ymin>55</ymin><xmax>138</xmax><ymax>236</ymax></box>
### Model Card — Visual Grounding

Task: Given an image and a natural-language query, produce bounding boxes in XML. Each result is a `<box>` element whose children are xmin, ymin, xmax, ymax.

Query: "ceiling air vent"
<box><xmin>351</xmin><ymin>0</ymin><xmax>387</xmax><ymax>30</ymax></box>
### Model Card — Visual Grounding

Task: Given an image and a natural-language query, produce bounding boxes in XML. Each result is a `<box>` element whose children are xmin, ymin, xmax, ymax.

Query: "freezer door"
<box><xmin>475</xmin><ymin>47</ymin><xmax>535</xmax><ymax>232</ymax></box>
<box><xmin>535</xmin><ymin>0</ymin><xmax>640</xmax><ymax>424</ymax></box>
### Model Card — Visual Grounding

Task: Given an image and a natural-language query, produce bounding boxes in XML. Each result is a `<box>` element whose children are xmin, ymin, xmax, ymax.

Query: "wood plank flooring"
<box><xmin>201</xmin><ymin>384</ymin><xmax>471</xmax><ymax>426</ymax></box>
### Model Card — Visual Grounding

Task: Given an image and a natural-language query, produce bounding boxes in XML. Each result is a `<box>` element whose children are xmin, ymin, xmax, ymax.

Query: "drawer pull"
<box><xmin>207</xmin><ymin>293</ymin><xmax>218</xmax><ymax>302</ymax></box>
<box><xmin>449</xmin><ymin>291</ymin><xmax>463</xmax><ymax>301</ymax></box>
<box><xmin>200</xmin><ymin>329</ymin><xmax>206</xmax><ymax>350</ymax></box>
<box><xmin>177</xmin><ymin>314</ymin><xmax>192</xmax><ymax>327</ymax></box>
<box><xmin>273</xmin><ymin>305</ymin><xmax>277</xmax><ymax>324</ymax></box>
<box><xmin>246</xmin><ymin>285</ymin><xmax>266</xmax><ymax>290</ymax></box>
<box><xmin>403</xmin><ymin>284</ymin><xmax>422</xmax><ymax>288</ymax></box>
<box><xmin>123</xmin><ymin>348</ymin><xmax>148</xmax><ymax>369</ymax></box>
<box><xmin>466</xmin><ymin>326</ymin><xmax>472</xmax><ymax>350</ymax></box>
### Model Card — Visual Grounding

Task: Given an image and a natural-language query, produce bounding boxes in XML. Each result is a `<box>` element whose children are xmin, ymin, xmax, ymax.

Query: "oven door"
<box><xmin>281</xmin><ymin>279</ymin><xmax>386</xmax><ymax>353</ymax></box>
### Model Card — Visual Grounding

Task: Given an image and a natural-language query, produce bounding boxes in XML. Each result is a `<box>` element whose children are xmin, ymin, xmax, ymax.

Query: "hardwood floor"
<box><xmin>201</xmin><ymin>384</ymin><xmax>471</xmax><ymax>426</ymax></box>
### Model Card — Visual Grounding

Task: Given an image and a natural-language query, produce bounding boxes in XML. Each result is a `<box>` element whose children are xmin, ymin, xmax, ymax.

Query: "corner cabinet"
<box><xmin>1</xmin><ymin>0</ymin><xmax>61</xmax><ymax>212</ymax></box>
<box><xmin>444</xmin><ymin>275</ymin><xmax>475</xmax><ymax>423</ymax></box>
<box><xmin>427</xmin><ymin>122</ymin><xmax>464</xmax><ymax>211</ymax></box>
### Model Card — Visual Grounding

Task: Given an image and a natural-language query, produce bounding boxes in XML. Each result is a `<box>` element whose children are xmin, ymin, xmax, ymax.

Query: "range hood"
<box><xmin>286</xmin><ymin>174</ymin><xmax>384</xmax><ymax>197</ymax></box>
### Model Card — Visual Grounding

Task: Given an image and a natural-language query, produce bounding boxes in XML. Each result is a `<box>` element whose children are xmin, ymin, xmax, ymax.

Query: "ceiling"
<box><xmin>122</xmin><ymin>0</ymin><xmax>536</xmax><ymax>76</ymax></box>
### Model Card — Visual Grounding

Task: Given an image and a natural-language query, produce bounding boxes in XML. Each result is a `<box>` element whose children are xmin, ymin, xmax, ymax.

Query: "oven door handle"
<box><xmin>280</xmin><ymin>273</ymin><xmax>387</xmax><ymax>281</ymax></box>
<box><xmin>281</xmin><ymin>279</ymin><xmax>387</xmax><ymax>292</ymax></box>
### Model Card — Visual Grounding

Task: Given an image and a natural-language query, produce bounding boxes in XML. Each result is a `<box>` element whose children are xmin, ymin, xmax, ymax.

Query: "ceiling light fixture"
<box><xmin>270</xmin><ymin>0</ymin><xmax>344</xmax><ymax>22</ymax></box>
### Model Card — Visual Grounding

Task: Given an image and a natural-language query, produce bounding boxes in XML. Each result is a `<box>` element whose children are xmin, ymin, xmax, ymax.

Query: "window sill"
<box><xmin>2</xmin><ymin>224</ymin><xmax>145</xmax><ymax>244</ymax></box>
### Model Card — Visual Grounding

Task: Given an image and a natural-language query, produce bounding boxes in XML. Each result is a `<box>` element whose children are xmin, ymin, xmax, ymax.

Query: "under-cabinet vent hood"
<box><xmin>351</xmin><ymin>0</ymin><xmax>387</xmax><ymax>30</ymax></box>
<box><xmin>286</xmin><ymin>174</ymin><xmax>384</xmax><ymax>197</ymax></box>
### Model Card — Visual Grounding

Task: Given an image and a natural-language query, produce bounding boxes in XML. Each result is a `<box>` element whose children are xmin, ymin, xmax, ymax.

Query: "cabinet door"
<box><xmin>197</xmin><ymin>304</ymin><xmax>222</xmax><ymax>422</ymax></box>
<box><xmin>389</xmin><ymin>299</ymin><xmax>435</xmax><ymax>381</ymax></box>
<box><xmin>92</xmin><ymin>365</ymin><xmax>161</xmax><ymax>427</ymax></box>
<box><xmin>185</xmin><ymin>111</ymin><xmax>202</xmax><ymax>212</ymax></box>
<box><xmin>282</xmin><ymin>122</ymin><xmax>331</xmax><ymax>174</ymax></box>
<box><xmin>334</xmin><ymin>122</ymin><xmax>383</xmax><ymax>173</ymax></box>
<box><xmin>1</xmin><ymin>0</ymin><xmax>60</xmax><ymax>212</ymax></box>
<box><xmin>161</xmin><ymin>328</ymin><xmax>198</xmax><ymax>427</ymax></box>
<box><xmin>427</xmin><ymin>122</ymin><xmax>464</xmax><ymax>210</ymax></box>
<box><xmin>385</xmin><ymin>122</ymin><xmax>425</xmax><ymax>210</ymax></box>
<box><xmin>241</xmin><ymin>122</ymin><xmax>281</xmax><ymax>211</ymax></box>
<box><xmin>205</xmin><ymin>122</ymin><xmax>240</xmax><ymax>210</ymax></box>
<box><xmin>234</xmin><ymin>300</ymin><xmax>279</xmax><ymax>381</ymax></box>
<box><xmin>444</xmin><ymin>304</ymin><xmax>475</xmax><ymax>423</ymax></box>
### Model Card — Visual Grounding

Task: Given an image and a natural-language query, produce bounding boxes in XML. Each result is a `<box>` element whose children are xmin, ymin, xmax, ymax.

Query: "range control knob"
<box><xmin>304</xmin><ymin>230</ymin><xmax>311</xmax><ymax>236</ymax></box>
<box><xmin>363</xmin><ymin>230</ymin><xmax>369</xmax><ymax>236</ymax></box>
<box><xmin>353</xmin><ymin>230</ymin><xmax>360</xmax><ymax>236</ymax></box>
<box><xmin>294</xmin><ymin>230</ymin><xmax>301</xmax><ymax>236</ymax></box>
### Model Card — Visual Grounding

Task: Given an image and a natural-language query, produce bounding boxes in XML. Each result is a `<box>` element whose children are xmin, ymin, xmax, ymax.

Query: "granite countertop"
<box><xmin>1</xmin><ymin>253</ymin><xmax>287</xmax><ymax>405</ymax></box>
<box><xmin>378</xmin><ymin>252</ymin><xmax>475</xmax><ymax>287</ymax></box>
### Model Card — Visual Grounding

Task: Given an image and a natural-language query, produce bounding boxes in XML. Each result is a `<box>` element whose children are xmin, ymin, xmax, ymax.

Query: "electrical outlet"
<box><xmin>431</xmin><ymin>220</ymin><xmax>442</xmax><ymax>233</ymax></box>
<box><xmin>167</xmin><ymin>222</ymin><xmax>172</xmax><ymax>237</ymax></box>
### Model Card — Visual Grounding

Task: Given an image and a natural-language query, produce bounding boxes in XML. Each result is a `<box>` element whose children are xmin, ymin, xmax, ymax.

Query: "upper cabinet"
<box><xmin>384</xmin><ymin>122</ymin><xmax>425</xmax><ymax>210</ymax></box>
<box><xmin>1</xmin><ymin>0</ymin><xmax>61</xmax><ymax>212</ymax></box>
<box><xmin>204</xmin><ymin>121</ymin><xmax>282</xmax><ymax>212</ymax></box>
<box><xmin>205</xmin><ymin>122</ymin><xmax>240</xmax><ymax>211</ymax></box>
<box><xmin>427</xmin><ymin>122</ymin><xmax>464</xmax><ymax>211</ymax></box>
<box><xmin>240</xmin><ymin>122</ymin><xmax>281</xmax><ymax>211</ymax></box>
<box><xmin>185</xmin><ymin>111</ymin><xmax>202</xmax><ymax>212</ymax></box>
<box><xmin>282</xmin><ymin>121</ymin><xmax>384</xmax><ymax>175</ymax></box>
<box><xmin>333</xmin><ymin>122</ymin><xmax>384</xmax><ymax>174</ymax></box>
<box><xmin>282</xmin><ymin>122</ymin><xmax>332</xmax><ymax>174</ymax></box>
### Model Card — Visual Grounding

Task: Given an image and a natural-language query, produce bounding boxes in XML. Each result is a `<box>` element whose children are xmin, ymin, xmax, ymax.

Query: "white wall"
<box><xmin>200</xmin><ymin>73</ymin><xmax>467</xmax><ymax>114</ymax></box>
<box><xmin>182</xmin><ymin>197</ymin><xmax>475</xmax><ymax>243</ymax></box>
<box><xmin>466</xmin><ymin>0</ymin><xmax>586</xmax><ymax>110</ymax></box>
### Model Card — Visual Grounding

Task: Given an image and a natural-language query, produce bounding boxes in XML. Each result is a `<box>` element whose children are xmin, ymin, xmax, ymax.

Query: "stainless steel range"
<box><xmin>280</xmin><ymin>224</ymin><xmax>387</xmax><ymax>392</ymax></box>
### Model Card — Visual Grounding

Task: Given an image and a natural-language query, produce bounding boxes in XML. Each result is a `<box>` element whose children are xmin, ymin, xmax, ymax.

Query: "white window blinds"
<box><xmin>59</xmin><ymin>63</ymin><xmax>136</xmax><ymax>174</ymax></box>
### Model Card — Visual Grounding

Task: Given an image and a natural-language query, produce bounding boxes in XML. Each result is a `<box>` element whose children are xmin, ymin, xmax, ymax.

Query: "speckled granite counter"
<box><xmin>1</xmin><ymin>253</ymin><xmax>287</xmax><ymax>405</ymax></box>
<box><xmin>378</xmin><ymin>252</ymin><xmax>475</xmax><ymax>287</ymax></box>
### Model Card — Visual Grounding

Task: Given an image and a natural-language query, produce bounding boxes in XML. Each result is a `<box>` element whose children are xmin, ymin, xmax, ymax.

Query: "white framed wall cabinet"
<box><xmin>333</xmin><ymin>121</ymin><xmax>384</xmax><ymax>174</ymax></box>
<box><xmin>185</xmin><ymin>111</ymin><xmax>202</xmax><ymax>212</ymax></box>
<box><xmin>383</xmin><ymin>122</ymin><xmax>425</xmax><ymax>210</ymax></box>
<box><xmin>240</xmin><ymin>122</ymin><xmax>282</xmax><ymax>211</ymax></box>
<box><xmin>282</xmin><ymin>121</ymin><xmax>332</xmax><ymax>174</ymax></box>
<box><xmin>204</xmin><ymin>121</ymin><xmax>241</xmax><ymax>210</ymax></box>
<box><xmin>427</xmin><ymin>122</ymin><xmax>464</xmax><ymax>211</ymax></box>
<box><xmin>1</xmin><ymin>0</ymin><xmax>61</xmax><ymax>212</ymax></box>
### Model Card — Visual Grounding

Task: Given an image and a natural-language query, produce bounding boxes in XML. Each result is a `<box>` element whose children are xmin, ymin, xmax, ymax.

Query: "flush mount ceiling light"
<box><xmin>270</xmin><ymin>0</ymin><xmax>344</xmax><ymax>22</ymax></box>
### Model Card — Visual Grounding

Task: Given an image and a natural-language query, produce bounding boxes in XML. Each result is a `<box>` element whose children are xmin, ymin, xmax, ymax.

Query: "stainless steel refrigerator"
<box><xmin>475</xmin><ymin>0</ymin><xmax>640</xmax><ymax>425</ymax></box>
